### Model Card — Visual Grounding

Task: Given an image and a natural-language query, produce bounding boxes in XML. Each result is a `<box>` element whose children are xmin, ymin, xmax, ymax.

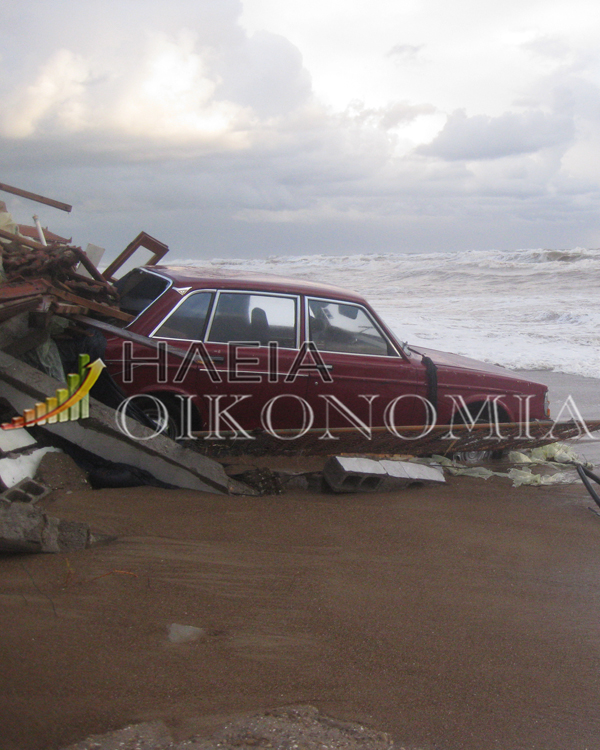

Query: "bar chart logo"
<box><xmin>1</xmin><ymin>355</ymin><xmax>105</xmax><ymax>430</ymax></box>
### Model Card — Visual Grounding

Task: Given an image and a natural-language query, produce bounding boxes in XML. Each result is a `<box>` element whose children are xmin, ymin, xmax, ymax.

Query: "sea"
<box><xmin>173</xmin><ymin>247</ymin><xmax>600</xmax><ymax>381</ymax></box>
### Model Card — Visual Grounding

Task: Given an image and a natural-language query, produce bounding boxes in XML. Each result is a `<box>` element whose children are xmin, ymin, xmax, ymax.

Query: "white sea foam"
<box><xmin>170</xmin><ymin>248</ymin><xmax>600</xmax><ymax>379</ymax></box>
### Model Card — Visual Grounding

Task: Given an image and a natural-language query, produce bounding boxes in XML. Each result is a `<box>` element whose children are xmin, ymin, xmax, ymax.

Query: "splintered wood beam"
<box><xmin>0</xmin><ymin>296</ymin><xmax>42</xmax><ymax>322</ymax></box>
<box><xmin>50</xmin><ymin>287</ymin><xmax>133</xmax><ymax>322</ymax></box>
<box><xmin>0</xmin><ymin>227</ymin><xmax>48</xmax><ymax>250</ymax></box>
<box><xmin>0</xmin><ymin>182</ymin><xmax>72</xmax><ymax>213</ymax></box>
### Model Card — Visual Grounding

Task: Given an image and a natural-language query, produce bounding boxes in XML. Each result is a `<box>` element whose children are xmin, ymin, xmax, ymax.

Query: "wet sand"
<box><xmin>2</xmin><ymin>476</ymin><xmax>600</xmax><ymax>750</ymax></box>
<box><xmin>1</xmin><ymin>371</ymin><xmax>600</xmax><ymax>750</ymax></box>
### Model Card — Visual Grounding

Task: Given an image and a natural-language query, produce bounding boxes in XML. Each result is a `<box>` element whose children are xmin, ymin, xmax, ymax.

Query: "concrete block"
<box><xmin>0</xmin><ymin>477</ymin><xmax>51</xmax><ymax>504</ymax></box>
<box><xmin>0</xmin><ymin>351</ymin><xmax>254</xmax><ymax>496</ymax></box>
<box><xmin>0</xmin><ymin>501</ymin><xmax>46</xmax><ymax>553</ymax></box>
<box><xmin>324</xmin><ymin>456</ymin><xmax>445</xmax><ymax>493</ymax></box>
<box><xmin>324</xmin><ymin>456</ymin><xmax>387</xmax><ymax>493</ymax></box>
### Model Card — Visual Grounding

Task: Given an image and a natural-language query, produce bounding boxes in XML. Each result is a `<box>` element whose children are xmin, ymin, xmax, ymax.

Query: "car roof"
<box><xmin>147</xmin><ymin>265</ymin><xmax>367</xmax><ymax>304</ymax></box>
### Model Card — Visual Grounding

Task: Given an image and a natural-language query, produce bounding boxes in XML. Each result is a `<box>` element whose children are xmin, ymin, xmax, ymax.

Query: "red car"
<box><xmin>103</xmin><ymin>266</ymin><xmax>549</xmax><ymax>439</ymax></box>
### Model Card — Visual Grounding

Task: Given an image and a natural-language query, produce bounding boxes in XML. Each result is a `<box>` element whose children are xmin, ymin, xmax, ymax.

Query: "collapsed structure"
<box><xmin>0</xmin><ymin>183</ymin><xmax>255</xmax><ymax>553</ymax></box>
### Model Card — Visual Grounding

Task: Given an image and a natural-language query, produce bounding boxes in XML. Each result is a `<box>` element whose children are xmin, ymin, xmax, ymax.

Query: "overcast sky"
<box><xmin>1</xmin><ymin>0</ymin><xmax>600</xmax><ymax>261</ymax></box>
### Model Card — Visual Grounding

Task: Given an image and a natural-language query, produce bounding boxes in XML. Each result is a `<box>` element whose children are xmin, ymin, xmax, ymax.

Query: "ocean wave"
<box><xmin>169</xmin><ymin>248</ymin><xmax>600</xmax><ymax>379</ymax></box>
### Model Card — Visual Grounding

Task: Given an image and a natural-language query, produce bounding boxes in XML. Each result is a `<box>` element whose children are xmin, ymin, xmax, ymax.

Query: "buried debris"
<box><xmin>60</xmin><ymin>705</ymin><xmax>393</xmax><ymax>750</ymax></box>
<box><xmin>324</xmin><ymin>455</ymin><xmax>445</xmax><ymax>493</ymax></box>
<box><xmin>421</xmin><ymin>441</ymin><xmax>594</xmax><ymax>487</ymax></box>
<box><xmin>167</xmin><ymin>622</ymin><xmax>206</xmax><ymax>644</ymax></box>
<box><xmin>0</xmin><ymin>501</ymin><xmax>106</xmax><ymax>554</ymax></box>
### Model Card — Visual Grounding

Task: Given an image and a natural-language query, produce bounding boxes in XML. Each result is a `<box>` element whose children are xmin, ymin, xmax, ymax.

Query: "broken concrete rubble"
<box><xmin>0</xmin><ymin>351</ymin><xmax>253</xmax><ymax>495</ymax></box>
<box><xmin>0</xmin><ymin>189</ymin><xmax>256</xmax><ymax>498</ymax></box>
<box><xmin>35</xmin><ymin>450</ymin><xmax>90</xmax><ymax>492</ymax></box>
<box><xmin>324</xmin><ymin>455</ymin><xmax>445</xmax><ymax>493</ymax></box>
<box><xmin>59</xmin><ymin>706</ymin><xmax>393</xmax><ymax>750</ymax></box>
<box><xmin>0</xmin><ymin>446</ymin><xmax>60</xmax><ymax>489</ymax></box>
<box><xmin>0</xmin><ymin>501</ymin><xmax>94</xmax><ymax>554</ymax></box>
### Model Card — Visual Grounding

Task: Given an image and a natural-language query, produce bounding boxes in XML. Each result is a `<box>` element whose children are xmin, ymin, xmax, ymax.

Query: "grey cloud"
<box><xmin>215</xmin><ymin>30</ymin><xmax>313</xmax><ymax>117</ymax></box>
<box><xmin>344</xmin><ymin>100</ymin><xmax>436</xmax><ymax>130</ymax></box>
<box><xmin>418</xmin><ymin>109</ymin><xmax>574</xmax><ymax>161</ymax></box>
<box><xmin>522</xmin><ymin>35</ymin><xmax>570</xmax><ymax>60</ymax></box>
<box><xmin>386</xmin><ymin>44</ymin><xmax>424</xmax><ymax>61</ymax></box>
<box><xmin>1</xmin><ymin>1</ymin><xmax>598</xmax><ymax>260</ymax></box>
<box><xmin>0</xmin><ymin>1</ymin><xmax>314</xmax><ymax>139</ymax></box>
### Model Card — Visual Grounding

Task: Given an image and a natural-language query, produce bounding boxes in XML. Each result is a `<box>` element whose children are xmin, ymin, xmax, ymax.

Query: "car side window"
<box><xmin>308</xmin><ymin>298</ymin><xmax>395</xmax><ymax>356</ymax></box>
<box><xmin>153</xmin><ymin>291</ymin><xmax>213</xmax><ymax>340</ymax></box>
<box><xmin>207</xmin><ymin>292</ymin><xmax>297</xmax><ymax>347</ymax></box>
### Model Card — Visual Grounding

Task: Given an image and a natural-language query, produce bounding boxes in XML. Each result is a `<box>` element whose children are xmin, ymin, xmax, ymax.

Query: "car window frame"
<box><xmin>204</xmin><ymin>289</ymin><xmax>301</xmax><ymax>350</ymax></box>
<box><xmin>304</xmin><ymin>295</ymin><xmax>401</xmax><ymax>358</ymax></box>
<box><xmin>149</xmin><ymin>288</ymin><xmax>217</xmax><ymax>342</ymax></box>
<box><xmin>121</xmin><ymin>268</ymin><xmax>174</xmax><ymax>329</ymax></box>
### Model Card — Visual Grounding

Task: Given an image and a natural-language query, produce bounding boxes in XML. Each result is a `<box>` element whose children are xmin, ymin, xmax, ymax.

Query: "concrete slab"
<box><xmin>0</xmin><ymin>352</ymin><xmax>253</xmax><ymax>495</ymax></box>
<box><xmin>0</xmin><ymin>426</ymin><xmax>36</xmax><ymax>454</ymax></box>
<box><xmin>379</xmin><ymin>459</ymin><xmax>445</xmax><ymax>484</ymax></box>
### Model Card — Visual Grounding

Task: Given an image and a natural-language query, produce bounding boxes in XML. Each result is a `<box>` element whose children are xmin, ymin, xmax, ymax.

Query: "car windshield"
<box><xmin>307</xmin><ymin>298</ymin><xmax>395</xmax><ymax>356</ymax></box>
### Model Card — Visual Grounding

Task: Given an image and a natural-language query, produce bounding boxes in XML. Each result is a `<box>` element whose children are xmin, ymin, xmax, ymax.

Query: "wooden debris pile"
<box><xmin>0</xmin><ymin>229</ymin><xmax>131</xmax><ymax>325</ymax></box>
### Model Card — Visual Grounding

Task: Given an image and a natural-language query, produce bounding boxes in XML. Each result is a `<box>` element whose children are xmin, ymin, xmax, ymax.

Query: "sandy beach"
<box><xmin>1</xmin><ymin>371</ymin><xmax>599</xmax><ymax>750</ymax></box>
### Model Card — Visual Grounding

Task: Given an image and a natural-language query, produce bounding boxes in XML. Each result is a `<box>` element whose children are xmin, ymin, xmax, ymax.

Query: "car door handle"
<box><xmin>317</xmin><ymin>363</ymin><xmax>333</xmax><ymax>371</ymax></box>
<box><xmin>210</xmin><ymin>355</ymin><xmax>225</xmax><ymax>363</ymax></box>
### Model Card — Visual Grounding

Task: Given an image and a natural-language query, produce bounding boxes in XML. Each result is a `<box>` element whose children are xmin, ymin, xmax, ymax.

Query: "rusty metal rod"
<box><xmin>69</xmin><ymin>246</ymin><xmax>113</xmax><ymax>287</ymax></box>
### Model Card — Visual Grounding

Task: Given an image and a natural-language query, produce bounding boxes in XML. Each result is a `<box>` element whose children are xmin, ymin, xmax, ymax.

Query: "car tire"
<box><xmin>136</xmin><ymin>394</ymin><xmax>182</xmax><ymax>441</ymax></box>
<box><xmin>453</xmin><ymin>404</ymin><xmax>506</xmax><ymax>463</ymax></box>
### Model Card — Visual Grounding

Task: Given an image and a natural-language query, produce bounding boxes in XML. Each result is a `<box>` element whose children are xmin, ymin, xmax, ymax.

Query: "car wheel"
<box><xmin>136</xmin><ymin>394</ymin><xmax>182</xmax><ymax>441</ymax></box>
<box><xmin>453</xmin><ymin>404</ymin><xmax>506</xmax><ymax>463</ymax></box>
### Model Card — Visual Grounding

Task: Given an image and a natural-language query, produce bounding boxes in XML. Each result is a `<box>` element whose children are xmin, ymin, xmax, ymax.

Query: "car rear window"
<box><xmin>116</xmin><ymin>269</ymin><xmax>170</xmax><ymax>317</ymax></box>
<box><xmin>153</xmin><ymin>291</ymin><xmax>214</xmax><ymax>340</ymax></box>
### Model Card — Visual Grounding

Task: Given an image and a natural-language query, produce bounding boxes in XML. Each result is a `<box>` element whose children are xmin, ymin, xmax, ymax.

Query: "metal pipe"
<box><xmin>33</xmin><ymin>215</ymin><xmax>47</xmax><ymax>246</ymax></box>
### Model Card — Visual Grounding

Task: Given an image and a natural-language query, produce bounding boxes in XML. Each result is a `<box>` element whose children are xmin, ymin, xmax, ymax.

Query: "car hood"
<box><xmin>407</xmin><ymin>345</ymin><xmax>543</xmax><ymax>385</ymax></box>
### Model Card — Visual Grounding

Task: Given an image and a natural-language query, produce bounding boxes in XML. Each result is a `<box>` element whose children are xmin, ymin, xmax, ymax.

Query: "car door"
<box><xmin>198</xmin><ymin>289</ymin><xmax>308</xmax><ymax>435</ymax></box>
<box><xmin>304</xmin><ymin>297</ymin><xmax>427</xmax><ymax>435</ymax></box>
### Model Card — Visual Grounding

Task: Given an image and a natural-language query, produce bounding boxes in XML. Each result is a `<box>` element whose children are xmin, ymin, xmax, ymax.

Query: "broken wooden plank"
<box><xmin>102</xmin><ymin>231</ymin><xmax>169</xmax><ymax>280</ymax></box>
<box><xmin>0</xmin><ymin>182</ymin><xmax>72</xmax><ymax>213</ymax></box>
<box><xmin>70</xmin><ymin>246</ymin><xmax>111</xmax><ymax>286</ymax></box>
<box><xmin>50</xmin><ymin>287</ymin><xmax>133</xmax><ymax>322</ymax></box>
<box><xmin>0</xmin><ymin>296</ymin><xmax>43</xmax><ymax>323</ymax></box>
<box><xmin>0</xmin><ymin>226</ymin><xmax>47</xmax><ymax>250</ymax></box>
<box><xmin>0</xmin><ymin>280</ymin><xmax>52</xmax><ymax>299</ymax></box>
<box><xmin>73</xmin><ymin>316</ymin><xmax>219</xmax><ymax>381</ymax></box>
